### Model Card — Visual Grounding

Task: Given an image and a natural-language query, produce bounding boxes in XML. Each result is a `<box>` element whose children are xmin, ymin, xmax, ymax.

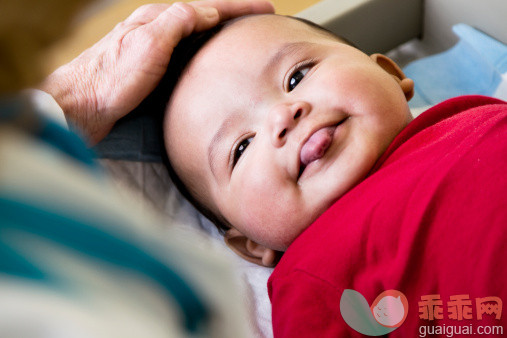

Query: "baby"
<box><xmin>162</xmin><ymin>14</ymin><xmax>506</xmax><ymax>336</ymax></box>
<box><xmin>164</xmin><ymin>14</ymin><xmax>414</xmax><ymax>261</ymax></box>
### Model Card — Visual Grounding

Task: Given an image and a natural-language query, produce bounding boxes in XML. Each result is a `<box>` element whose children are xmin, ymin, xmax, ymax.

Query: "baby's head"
<box><xmin>163</xmin><ymin>14</ymin><xmax>414</xmax><ymax>266</ymax></box>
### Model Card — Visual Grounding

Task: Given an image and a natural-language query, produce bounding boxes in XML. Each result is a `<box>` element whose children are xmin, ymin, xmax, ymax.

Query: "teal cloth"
<box><xmin>0</xmin><ymin>98</ymin><xmax>209</xmax><ymax>333</ymax></box>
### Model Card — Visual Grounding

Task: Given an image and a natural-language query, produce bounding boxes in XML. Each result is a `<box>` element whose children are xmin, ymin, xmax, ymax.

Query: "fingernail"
<box><xmin>198</xmin><ymin>6</ymin><xmax>219</xmax><ymax>20</ymax></box>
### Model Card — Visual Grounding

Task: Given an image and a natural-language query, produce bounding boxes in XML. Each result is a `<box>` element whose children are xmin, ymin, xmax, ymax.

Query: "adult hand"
<box><xmin>41</xmin><ymin>0</ymin><xmax>274</xmax><ymax>144</ymax></box>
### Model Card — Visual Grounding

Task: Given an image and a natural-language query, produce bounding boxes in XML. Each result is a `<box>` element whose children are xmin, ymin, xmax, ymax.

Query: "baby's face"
<box><xmin>165</xmin><ymin>15</ymin><xmax>412</xmax><ymax>251</ymax></box>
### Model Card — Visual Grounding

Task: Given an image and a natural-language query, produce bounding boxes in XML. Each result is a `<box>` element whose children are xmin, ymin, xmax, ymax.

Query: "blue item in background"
<box><xmin>404</xmin><ymin>24</ymin><xmax>507</xmax><ymax>108</ymax></box>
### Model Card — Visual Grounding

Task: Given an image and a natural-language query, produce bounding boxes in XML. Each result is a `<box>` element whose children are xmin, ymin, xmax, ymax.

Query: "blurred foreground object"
<box><xmin>0</xmin><ymin>93</ymin><xmax>251</xmax><ymax>337</ymax></box>
<box><xmin>0</xmin><ymin>1</ymin><xmax>264</xmax><ymax>336</ymax></box>
<box><xmin>0</xmin><ymin>0</ymin><xmax>91</xmax><ymax>92</ymax></box>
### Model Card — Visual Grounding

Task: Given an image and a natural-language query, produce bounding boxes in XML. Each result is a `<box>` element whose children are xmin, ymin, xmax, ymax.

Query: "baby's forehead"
<box><xmin>170</xmin><ymin>14</ymin><xmax>345</xmax><ymax>117</ymax></box>
<box><xmin>167</xmin><ymin>15</ymin><xmax>344</xmax><ymax>129</ymax></box>
<box><xmin>188</xmin><ymin>14</ymin><xmax>342</xmax><ymax>73</ymax></box>
<box><xmin>223</xmin><ymin>14</ymin><xmax>339</xmax><ymax>42</ymax></box>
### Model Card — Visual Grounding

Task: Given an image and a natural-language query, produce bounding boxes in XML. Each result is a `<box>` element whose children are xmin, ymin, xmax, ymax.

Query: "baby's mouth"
<box><xmin>298</xmin><ymin>118</ymin><xmax>348</xmax><ymax>179</ymax></box>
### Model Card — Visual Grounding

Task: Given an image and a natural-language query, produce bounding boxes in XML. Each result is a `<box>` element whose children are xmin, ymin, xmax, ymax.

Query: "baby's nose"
<box><xmin>270</xmin><ymin>102</ymin><xmax>309</xmax><ymax>147</ymax></box>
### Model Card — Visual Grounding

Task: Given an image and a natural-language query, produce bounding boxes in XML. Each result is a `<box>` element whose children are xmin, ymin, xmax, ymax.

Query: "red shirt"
<box><xmin>268</xmin><ymin>96</ymin><xmax>507</xmax><ymax>337</ymax></box>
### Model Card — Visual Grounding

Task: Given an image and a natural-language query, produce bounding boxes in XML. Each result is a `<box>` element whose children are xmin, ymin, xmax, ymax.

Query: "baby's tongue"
<box><xmin>300</xmin><ymin>126</ymin><xmax>335</xmax><ymax>166</ymax></box>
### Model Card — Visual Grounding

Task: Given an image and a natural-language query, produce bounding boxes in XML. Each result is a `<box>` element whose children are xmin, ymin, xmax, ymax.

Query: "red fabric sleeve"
<box><xmin>269</xmin><ymin>270</ymin><xmax>362</xmax><ymax>338</ymax></box>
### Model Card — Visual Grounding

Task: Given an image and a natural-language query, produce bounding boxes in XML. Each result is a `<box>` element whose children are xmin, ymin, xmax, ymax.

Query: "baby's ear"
<box><xmin>370</xmin><ymin>53</ymin><xmax>414</xmax><ymax>101</ymax></box>
<box><xmin>224</xmin><ymin>228</ymin><xmax>278</xmax><ymax>267</ymax></box>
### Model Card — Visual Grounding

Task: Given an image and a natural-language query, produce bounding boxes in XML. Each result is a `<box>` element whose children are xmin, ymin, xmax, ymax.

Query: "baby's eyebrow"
<box><xmin>263</xmin><ymin>41</ymin><xmax>317</xmax><ymax>75</ymax></box>
<box><xmin>208</xmin><ymin>114</ymin><xmax>235</xmax><ymax>180</ymax></box>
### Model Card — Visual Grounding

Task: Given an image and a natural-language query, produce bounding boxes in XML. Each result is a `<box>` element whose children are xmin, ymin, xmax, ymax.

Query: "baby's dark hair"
<box><xmin>156</xmin><ymin>14</ymin><xmax>351</xmax><ymax>234</ymax></box>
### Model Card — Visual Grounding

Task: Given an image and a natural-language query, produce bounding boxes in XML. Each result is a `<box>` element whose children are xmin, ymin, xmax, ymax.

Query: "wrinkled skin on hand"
<box><xmin>41</xmin><ymin>0</ymin><xmax>274</xmax><ymax>144</ymax></box>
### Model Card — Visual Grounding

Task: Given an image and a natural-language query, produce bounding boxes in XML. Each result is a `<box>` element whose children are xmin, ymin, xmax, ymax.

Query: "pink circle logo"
<box><xmin>371</xmin><ymin>290</ymin><xmax>409</xmax><ymax>328</ymax></box>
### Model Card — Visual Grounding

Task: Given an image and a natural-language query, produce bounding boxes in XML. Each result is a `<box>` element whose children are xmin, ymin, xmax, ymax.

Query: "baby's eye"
<box><xmin>288</xmin><ymin>66</ymin><xmax>311</xmax><ymax>91</ymax></box>
<box><xmin>233</xmin><ymin>136</ymin><xmax>253</xmax><ymax>167</ymax></box>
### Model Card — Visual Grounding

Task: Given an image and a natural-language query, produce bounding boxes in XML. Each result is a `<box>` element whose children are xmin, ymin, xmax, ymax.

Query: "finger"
<box><xmin>140</xmin><ymin>2</ymin><xmax>220</xmax><ymax>54</ymax></box>
<box><xmin>142</xmin><ymin>0</ymin><xmax>273</xmax><ymax>50</ymax></box>
<box><xmin>122</xmin><ymin>0</ymin><xmax>273</xmax><ymax>28</ymax></box>
<box><xmin>193</xmin><ymin>0</ymin><xmax>275</xmax><ymax>20</ymax></box>
<box><xmin>132</xmin><ymin>0</ymin><xmax>274</xmax><ymax>70</ymax></box>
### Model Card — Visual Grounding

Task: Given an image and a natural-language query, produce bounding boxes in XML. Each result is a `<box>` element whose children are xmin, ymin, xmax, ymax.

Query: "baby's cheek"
<box><xmin>237</xmin><ymin>179</ymin><xmax>300</xmax><ymax>249</ymax></box>
<box><xmin>237</xmin><ymin>180</ymin><xmax>282</xmax><ymax>231</ymax></box>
